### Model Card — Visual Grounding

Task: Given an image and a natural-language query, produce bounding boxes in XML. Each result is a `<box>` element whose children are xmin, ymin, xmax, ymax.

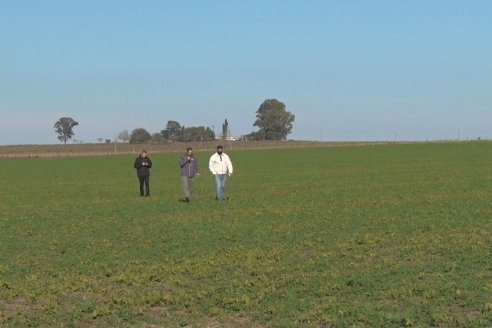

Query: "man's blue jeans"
<box><xmin>214</xmin><ymin>174</ymin><xmax>227</xmax><ymax>200</ymax></box>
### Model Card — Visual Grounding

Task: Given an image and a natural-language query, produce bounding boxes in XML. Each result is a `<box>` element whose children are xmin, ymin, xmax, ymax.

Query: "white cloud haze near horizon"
<box><xmin>1</xmin><ymin>1</ymin><xmax>491</xmax><ymax>145</ymax></box>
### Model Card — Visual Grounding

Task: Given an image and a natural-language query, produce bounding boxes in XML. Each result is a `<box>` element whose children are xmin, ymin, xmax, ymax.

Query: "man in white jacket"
<box><xmin>209</xmin><ymin>145</ymin><xmax>233</xmax><ymax>200</ymax></box>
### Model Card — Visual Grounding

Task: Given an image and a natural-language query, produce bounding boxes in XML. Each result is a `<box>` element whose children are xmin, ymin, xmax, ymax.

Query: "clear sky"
<box><xmin>1</xmin><ymin>0</ymin><xmax>491</xmax><ymax>145</ymax></box>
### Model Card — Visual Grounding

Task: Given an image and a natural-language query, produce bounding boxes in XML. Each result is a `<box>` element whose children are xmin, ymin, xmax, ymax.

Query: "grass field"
<box><xmin>0</xmin><ymin>142</ymin><xmax>491</xmax><ymax>327</ymax></box>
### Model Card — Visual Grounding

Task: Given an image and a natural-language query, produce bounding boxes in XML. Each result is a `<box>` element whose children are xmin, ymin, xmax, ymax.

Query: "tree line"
<box><xmin>54</xmin><ymin>99</ymin><xmax>295</xmax><ymax>144</ymax></box>
<box><xmin>126</xmin><ymin>122</ymin><xmax>216</xmax><ymax>144</ymax></box>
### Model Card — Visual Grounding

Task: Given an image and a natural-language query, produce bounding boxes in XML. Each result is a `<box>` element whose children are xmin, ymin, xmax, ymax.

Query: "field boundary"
<box><xmin>0</xmin><ymin>140</ymin><xmax>483</xmax><ymax>158</ymax></box>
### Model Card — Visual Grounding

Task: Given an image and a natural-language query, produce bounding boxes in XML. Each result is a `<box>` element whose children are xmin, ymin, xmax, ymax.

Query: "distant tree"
<box><xmin>253</xmin><ymin>99</ymin><xmax>295</xmax><ymax>140</ymax></box>
<box><xmin>54</xmin><ymin>117</ymin><xmax>78</xmax><ymax>144</ymax></box>
<box><xmin>130</xmin><ymin>128</ymin><xmax>152</xmax><ymax>143</ymax></box>
<box><xmin>222</xmin><ymin>119</ymin><xmax>229</xmax><ymax>140</ymax></box>
<box><xmin>118</xmin><ymin>130</ymin><xmax>130</xmax><ymax>143</ymax></box>
<box><xmin>161</xmin><ymin>120</ymin><xmax>183</xmax><ymax>142</ymax></box>
<box><xmin>151</xmin><ymin>133</ymin><xmax>166</xmax><ymax>144</ymax></box>
<box><xmin>243</xmin><ymin>130</ymin><xmax>265</xmax><ymax>141</ymax></box>
<box><xmin>180</xmin><ymin>126</ymin><xmax>216</xmax><ymax>142</ymax></box>
<box><xmin>105</xmin><ymin>139</ymin><xmax>111</xmax><ymax>144</ymax></box>
<box><xmin>206</xmin><ymin>127</ymin><xmax>216</xmax><ymax>140</ymax></box>
<box><xmin>97</xmin><ymin>137</ymin><xmax>104</xmax><ymax>143</ymax></box>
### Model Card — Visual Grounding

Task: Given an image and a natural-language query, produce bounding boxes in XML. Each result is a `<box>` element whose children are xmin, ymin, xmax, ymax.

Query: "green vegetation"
<box><xmin>0</xmin><ymin>142</ymin><xmax>491</xmax><ymax>327</ymax></box>
<box><xmin>54</xmin><ymin>117</ymin><xmax>79</xmax><ymax>144</ymax></box>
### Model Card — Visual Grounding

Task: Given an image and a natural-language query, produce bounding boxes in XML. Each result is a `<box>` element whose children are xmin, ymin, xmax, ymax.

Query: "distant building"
<box><xmin>216</xmin><ymin>136</ymin><xmax>236</xmax><ymax>141</ymax></box>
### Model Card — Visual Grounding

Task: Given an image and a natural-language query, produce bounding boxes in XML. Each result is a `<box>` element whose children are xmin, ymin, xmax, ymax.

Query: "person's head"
<box><xmin>141</xmin><ymin>149</ymin><xmax>147</xmax><ymax>158</ymax></box>
<box><xmin>216</xmin><ymin>145</ymin><xmax>223</xmax><ymax>155</ymax></box>
<box><xmin>186</xmin><ymin>147</ymin><xmax>193</xmax><ymax>156</ymax></box>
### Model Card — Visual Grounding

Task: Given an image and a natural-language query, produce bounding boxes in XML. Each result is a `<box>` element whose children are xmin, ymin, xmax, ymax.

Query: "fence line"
<box><xmin>0</xmin><ymin>140</ymin><xmax>472</xmax><ymax>158</ymax></box>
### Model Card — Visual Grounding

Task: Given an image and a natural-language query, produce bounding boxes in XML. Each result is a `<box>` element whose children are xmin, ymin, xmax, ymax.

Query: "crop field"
<box><xmin>0</xmin><ymin>142</ymin><xmax>491</xmax><ymax>327</ymax></box>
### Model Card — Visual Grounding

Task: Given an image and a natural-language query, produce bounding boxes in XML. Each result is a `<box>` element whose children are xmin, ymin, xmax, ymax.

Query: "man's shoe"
<box><xmin>185</xmin><ymin>197</ymin><xmax>190</xmax><ymax>202</ymax></box>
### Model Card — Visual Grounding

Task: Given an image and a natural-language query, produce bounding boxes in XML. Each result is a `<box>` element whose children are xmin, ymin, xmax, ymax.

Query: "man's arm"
<box><xmin>195</xmin><ymin>157</ymin><xmax>200</xmax><ymax>173</ymax></box>
<box><xmin>209</xmin><ymin>156</ymin><xmax>216</xmax><ymax>174</ymax></box>
<box><xmin>179</xmin><ymin>156</ymin><xmax>188</xmax><ymax>168</ymax></box>
<box><xmin>227</xmin><ymin>157</ymin><xmax>233</xmax><ymax>175</ymax></box>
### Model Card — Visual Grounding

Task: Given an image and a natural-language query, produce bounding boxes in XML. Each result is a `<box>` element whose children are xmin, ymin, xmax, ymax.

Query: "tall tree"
<box><xmin>54</xmin><ymin>117</ymin><xmax>78</xmax><ymax>144</ymax></box>
<box><xmin>161</xmin><ymin>120</ymin><xmax>182</xmax><ymax>142</ymax></box>
<box><xmin>222</xmin><ymin>119</ymin><xmax>229</xmax><ymax>140</ymax></box>
<box><xmin>130</xmin><ymin>128</ymin><xmax>152</xmax><ymax>143</ymax></box>
<box><xmin>253</xmin><ymin>99</ymin><xmax>295</xmax><ymax>140</ymax></box>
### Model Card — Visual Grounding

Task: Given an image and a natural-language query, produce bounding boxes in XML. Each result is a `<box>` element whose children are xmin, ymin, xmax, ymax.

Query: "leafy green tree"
<box><xmin>54</xmin><ymin>117</ymin><xmax>79</xmax><ymax>144</ymax></box>
<box><xmin>206</xmin><ymin>127</ymin><xmax>215</xmax><ymax>140</ymax></box>
<box><xmin>130</xmin><ymin>128</ymin><xmax>152</xmax><ymax>143</ymax></box>
<box><xmin>151</xmin><ymin>133</ymin><xmax>166</xmax><ymax>144</ymax></box>
<box><xmin>161</xmin><ymin>120</ymin><xmax>183</xmax><ymax>142</ymax></box>
<box><xmin>180</xmin><ymin>126</ymin><xmax>215</xmax><ymax>142</ymax></box>
<box><xmin>253</xmin><ymin>99</ymin><xmax>295</xmax><ymax>140</ymax></box>
<box><xmin>243</xmin><ymin>130</ymin><xmax>265</xmax><ymax>141</ymax></box>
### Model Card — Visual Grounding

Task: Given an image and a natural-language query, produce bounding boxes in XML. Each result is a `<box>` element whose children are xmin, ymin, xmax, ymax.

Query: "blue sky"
<box><xmin>1</xmin><ymin>0</ymin><xmax>491</xmax><ymax>145</ymax></box>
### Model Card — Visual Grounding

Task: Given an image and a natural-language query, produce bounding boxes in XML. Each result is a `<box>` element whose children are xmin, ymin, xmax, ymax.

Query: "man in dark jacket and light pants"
<box><xmin>134</xmin><ymin>149</ymin><xmax>152</xmax><ymax>197</ymax></box>
<box><xmin>179</xmin><ymin>147</ymin><xmax>199</xmax><ymax>202</ymax></box>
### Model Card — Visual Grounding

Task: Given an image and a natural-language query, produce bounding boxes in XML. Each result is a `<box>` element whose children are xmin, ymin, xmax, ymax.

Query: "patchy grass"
<box><xmin>0</xmin><ymin>142</ymin><xmax>491</xmax><ymax>327</ymax></box>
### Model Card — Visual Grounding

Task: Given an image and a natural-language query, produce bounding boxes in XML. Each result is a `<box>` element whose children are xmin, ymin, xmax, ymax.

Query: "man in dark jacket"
<box><xmin>179</xmin><ymin>147</ymin><xmax>199</xmax><ymax>202</ymax></box>
<box><xmin>134</xmin><ymin>149</ymin><xmax>152</xmax><ymax>196</ymax></box>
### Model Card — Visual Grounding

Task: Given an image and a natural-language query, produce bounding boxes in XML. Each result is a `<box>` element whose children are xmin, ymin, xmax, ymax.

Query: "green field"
<box><xmin>1</xmin><ymin>142</ymin><xmax>491</xmax><ymax>327</ymax></box>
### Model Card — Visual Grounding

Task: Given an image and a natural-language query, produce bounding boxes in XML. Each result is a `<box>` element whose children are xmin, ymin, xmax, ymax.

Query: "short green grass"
<box><xmin>1</xmin><ymin>142</ymin><xmax>491</xmax><ymax>327</ymax></box>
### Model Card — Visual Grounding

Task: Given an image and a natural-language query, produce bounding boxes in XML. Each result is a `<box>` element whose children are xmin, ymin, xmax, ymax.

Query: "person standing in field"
<box><xmin>209</xmin><ymin>145</ymin><xmax>233</xmax><ymax>200</ymax></box>
<box><xmin>179</xmin><ymin>147</ymin><xmax>200</xmax><ymax>202</ymax></box>
<box><xmin>134</xmin><ymin>149</ymin><xmax>152</xmax><ymax>197</ymax></box>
